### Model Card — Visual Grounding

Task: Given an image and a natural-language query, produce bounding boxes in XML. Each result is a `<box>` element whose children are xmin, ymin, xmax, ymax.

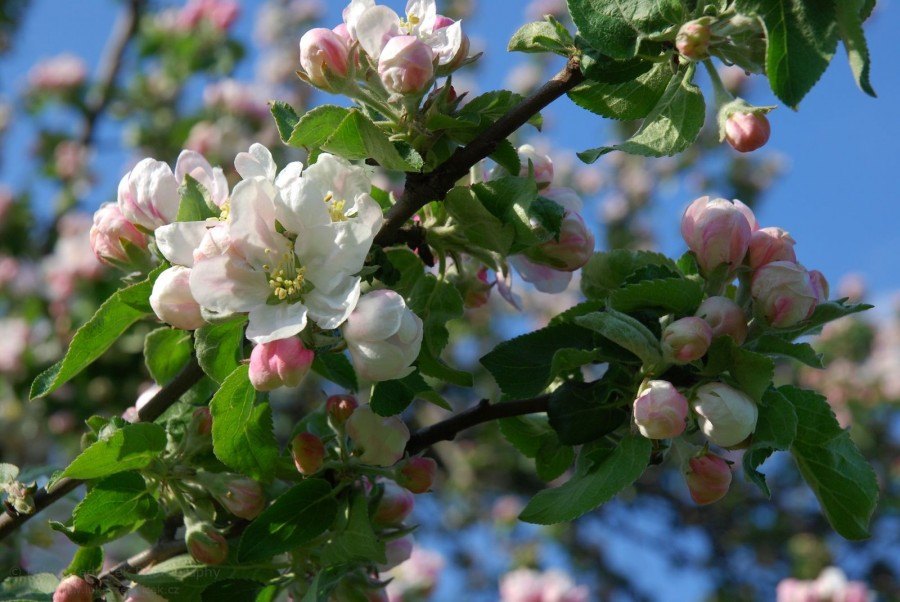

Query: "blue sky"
<box><xmin>1</xmin><ymin>0</ymin><xmax>898</xmax><ymax>309</ymax></box>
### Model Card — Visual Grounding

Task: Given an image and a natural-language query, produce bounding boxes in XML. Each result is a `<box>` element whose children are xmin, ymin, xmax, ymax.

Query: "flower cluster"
<box><xmin>777</xmin><ymin>567</ymin><xmax>875</xmax><ymax>602</ymax></box>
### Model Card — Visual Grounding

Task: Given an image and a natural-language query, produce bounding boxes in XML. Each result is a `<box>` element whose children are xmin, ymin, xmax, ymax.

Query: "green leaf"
<box><xmin>144</xmin><ymin>328</ymin><xmax>192</xmax><ymax>385</ymax></box>
<box><xmin>321</xmin><ymin>491</ymin><xmax>385</xmax><ymax>566</ymax></box>
<box><xmin>578</xmin><ymin>43</ymin><xmax>653</xmax><ymax>83</ymax></box>
<box><xmin>176</xmin><ymin>174</ymin><xmax>218</xmax><ymax>222</ymax></box>
<box><xmin>0</xmin><ymin>574</ymin><xmax>59</xmax><ymax>601</ymax></box>
<box><xmin>769</xmin><ymin>300</ymin><xmax>872</xmax><ymax>341</ymax></box>
<box><xmin>271</xmin><ymin>101</ymin><xmax>300</xmax><ymax>143</ymax></box>
<box><xmin>743</xmin><ymin>388</ymin><xmax>798</xmax><ymax>496</ymax></box>
<box><xmin>471</xmin><ymin>176</ymin><xmax>541</xmax><ymax>254</ymax></box>
<box><xmin>239</xmin><ymin>479</ymin><xmax>337</xmax><ymax>562</ymax></box>
<box><xmin>535</xmin><ymin>437</ymin><xmax>575</xmax><ymax>482</ymax></box>
<box><xmin>568</xmin><ymin>61</ymin><xmax>671</xmax><ymax>120</ymax></box>
<box><xmin>370</xmin><ymin>372</ymin><xmax>435</xmax><ymax>416</ymax></box>
<box><xmin>581</xmin><ymin>249</ymin><xmax>679</xmax><ymax>299</ymax></box>
<box><xmin>195</xmin><ymin>316</ymin><xmax>247</xmax><ymax>384</ymax></box>
<box><xmin>57</xmin><ymin>423</ymin><xmax>166</xmax><ymax>482</ymax></box>
<box><xmin>519</xmin><ymin>434</ymin><xmax>652</xmax><ymax>524</ymax></box>
<box><xmin>609</xmin><ymin>277</ymin><xmax>703</xmax><ymax>315</ymax></box>
<box><xmin>202</xmin><ymin>581</ymin><xmax>272</xmax><ymax>602</ymax></box>
<box><xmin>531</xmin><ymin>195</ymin><xmax>566</xmax><ymax>241</ymax></box>
<box><xmin>736</xmin><ymin>0</ymin><xmax>839</xmax><ymax>108</ymax></box>
<box><xmin>54</xmin><ymin>472</ymin><xmax>156</xmax><ymax>546</ymax></box>
<box><xmin>746</xmin><ymin>335</ymin><xmax>823</xmax><ymax>368</ymax></box>
<box><xmin>130</xmin><ymin>555</ymin><xmax>277</xmax><ymax>602</ymax></box>
<box><xmin>300</xmin><ymin>566</ymin><xmax>354</xmax><ymax>602</ymax></box>
<box><xmin>575</xmin><ymin>309</ymin><xmax>662</xmax><ymax>370</ymax></box>
<box><xmin>210</xmin><ymin>365</ymin><xmax>278</xmax><ymax>483</ymax></box>
<box><xmin>444</xmin><ymin>186</ymin><xmax>514</xmax><ymax>256</ymax></box>
<box><xmin>499</xmin><ymin>415</ymin><xmax>552</xmax><ymax>458</ymax></box>
<box><xmin>320</xmin><ymin>109</ymin><xmax>421</xmax><ymax>171</ymax></box>
<box><xmin>567</xmin><ymin>0</ymin><xmax>683</xmax><ymax>59</ymax></box>
<box><xmin>63</xmin><ymin>546</ymin><xmax>103</xmax><ymax>578</ymax></box>
<box><xmin>312</xmin><ymin>352</ymin><xmax>358</xmax><ymax>392</ymax></box>
<box><xmin>508</xmin><ymin>21</ymin><xmax>571</xmax><ymax>55</ymax></box>
<box><xmin>730</xmin><ymin>347</ymin><xmax>775</xmax><ymax>403</ymax></box>
<box><xmin>578</xmin><ymin>64</ymin><xmax>705</xmax><ymax>162</ymax></box>
<box><xmin>288</xmin><ymin>105</ymin><xmax>350</xmax><ymax>148</ymax></box>
<box><xmin>548</xmin><ymin>379</ymin><xmax>628</xmax><ymax>445</ymax></box>
<box><xmin>480</xmin><ymin>324</ymin><xmax>607</xmax><ymax>398</ymax></box>
<box><xmin>783</xmin><ymin>385</ymin><xmax>878</xmax><ymax>539</ymax></box>
<box><xmin>30</xmin><ymin>269</ymin><xmax>159</xmax><ymax>400</ymax></box>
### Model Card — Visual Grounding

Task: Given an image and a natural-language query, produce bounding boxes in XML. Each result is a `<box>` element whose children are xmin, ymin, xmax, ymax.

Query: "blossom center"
<box><xmin>263</xmin><ymin>244</ymin><xmax>308</xmax><ymax>301</ymax></box>
<box><xmin>399</xmin><ymin>12</ymin><xmax>421</xmax><ymax>33</ymax></box>
<box><xmin>323</xmin><ymin>191</ymin><xmax>348</xmax><ymax>222</ymax></box>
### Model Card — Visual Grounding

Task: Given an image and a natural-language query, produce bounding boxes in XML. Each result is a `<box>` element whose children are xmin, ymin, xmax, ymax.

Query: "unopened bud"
<box><xmin>690</xmin><ymin>382</ymin><xmax>758</xmax><ymax>447</ymax></box>
<box><xmin>695</xmin><ymin>296</ymin><xmax>748</xmax><ymax>345</ymax></box>
<box><xmin>326</xmin><ymin>394</ymin><xmax>359</xmax><ymax>426</ymax></box>
<box><xmin>379</xmin><ymin>534</ymin><xmax>414</xmax><ymax>571</ymax></box>
<box><xmin>685</xmin><ymin>452</ymin><xmax>732</xmax><ymax>505</ymax></box>
<box><xmin>185</xmin><ymin>519</ymin><xmax>229</xmax><ymax>565</ymax></box>
<box><xmin>90</xmin><ymin>202</ymin><xmax>149</xmax><ymax>267</ymax></box>
<box><xmin>681</xmin><ymin>196</ymin><xmax>754</xmax><ymax>276</ymax></box>
<box><xmin>747</xmin><ymin>227</ymin><xmax>796</xmax><ymax>270</ymax></box>
<box><xmin>525</xmin><ymin>210</ymin><xmax>595</xmax><ymax>272</ymax></box>
<box><xmin>676</xmin><ymin>20</ymin><xmax>711</xmax><ymax>60</ymax></box>
<box><xmin>53</xmin><ymin>576</ymin><xmax>93</xmax><ymax>602</ymax></box>
<box><xmin>398</xmin><ymin>456</ymin><xmax>438</xmax><ymax>493</ymax></box>
<box><xmin>291</xmin><ymin>432</ymin><xmax>326</xmax><ymax>475</ymax></box>
<box><xmin>149</xmin><ymin>266</ymin><xmax>206</xmax><ymax>330</ymax></box>
<box><xmin>343</xmin><ymin>290</ymin><xmax>423</xmax><ymax>382</ymax></box>
<box><xmin>372</xmin><ymin>478</ymin><xmax>415</xmax><ymax>525</ymax></box>
<box><xmin>662</xmin><ymin>317</ymin><xmax>713</xmax><ymax>364</ymax></box>
<box><xmin>516</xmin><ymin>144</ymin><xmax>553</xmax><ymax>188</ymax></box>
<box><xmin>194</xmin><ymin>471</ymin><xmax>265</xmax><ymax>520</ymax></box>
<box><xmin>633</xmin><ymin>380</ymin><xmax>689</xmax><ymax>439</ymax></box>
<box><xmin>248</xmin><ymin>337</ymin><xmax>314</xmax><ymax>391</ymax></box>
<box><xmin>751</xmin><ymin>261</ymin><xmax>822</xmax><ymax>328</ymax></box>
<box><xmin>725</xmin><ymin>111</ymin><xmax>771</xmax><ymax>153</ymax></box>
<box><xmin>299</xmin><ymin>28</ymin><xmax>350</xmax><ymax>90</ymax></box>
<box><xmin>345</xmin><ymin>405</ymin><xmax>410</xmax><ymax>467</ymax></box>
<box><xmin>378</xmin><ymin>35</ymin><xmax>434</xmax><ymax>96</ymax></box>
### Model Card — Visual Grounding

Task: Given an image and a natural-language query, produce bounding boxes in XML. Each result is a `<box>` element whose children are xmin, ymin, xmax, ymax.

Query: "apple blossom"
<box><xmin>500</xmin><ymin>568</ymin><xmax>590</xmax><ymax>602</ymax></box>
<box><xmin>676</xmin><ymin>19</ymin><xmax>711</xmax><ymax>61</ymax></box>
<box><xmin>372</xmin><ymin>478</ymin><xmax>415</xmax><ymax>525</ymax></box>
<box><xmin>345</xmin><ymin>405</ymin><xmax>410</xmax><ymax>466</ymax></box>
<box><xmin>524</xmin><ymin>209</ymin><xmax>595</xmax><ymax>272</ymax></box>
<box><xmin>384</xmin><ymin>545</ymin><xmax>444</xmax><ymax>601</ymax></box>
<box><xmin>690</xmin><ymin>382</ymin><xmax>758</xmax><ymax>447</ymax></box>
<box><xmin>681</xmin><ymin>196</ymin><xmax>754</xmax><ymax>275</ymax></box>
<box><xmin>632</xmin><ymin>380</ymin><xmax>689</xmax><ymax>439</ymax></box>
<box><xmin>684</xmin><ymin>453</ymin><xmax>732</xmax><ymax>505</ymax></box>
<box><xmin>52</xmin><ymin>575</ymin><xmax>93</xmax><ymax>602</ymax></box>
<box><xmin>695</xmin><ymin>296</ymin><xmax>748</xmax><ymax>345</ymax></box>
<box><xmin>508</xmin><ymin>255</ymin><xmax>572</xmax><ymax>294</ymax></box>
<box><xmin>193</xmin><ymin>471</ymin><xmax>265</xmax><ymax>519</ymax></box>
<box><xmin>725</xmin><ymin>111</ymin><xmax>771</xmax><ymax>152</ymax></box>
<box><xmin>299</xmin><ymin>28</ymin><xmax>351</xmax><ymax>90</ymax></box>
<box><xmin>174</xmin><ymin>149</ymin><xmax>229</xmax><ymax>208</ymax></box>
<box><xmin>662</xmin><ymin>316</ymin><xmax>713</xmax><ymax>364</ymax></box>
<box><xmin>117</xmin><ymin>157</ymin><xmax>180</xmax><ymax>231</ymax></box>
<box><xmin>149</xmin><ymin>266</ymin><xmax>206</xmax><ymax>331</ymax></box>
<box><xmin>747</xmin><ymin>226</ymin><xmax>797</xmax><ymax>270</ymax></box>
<box><xmin>516</xmin><ymin>144</ymin><xmax>554</xmax><ymax>188</ymax></box>
<box><xmin>248</xmin><ymin>337</ymin><xmax>314</xmax><ymax>391</ymax></box>
<box><xmin>292</xmin><ymin>432</ymin><xmax>326</xmax><ymax>475</ymax></box>
<box><xmin>398</xmin><ymin>456</ymin><xmax>437</xmax><ymax>493</ymax></box>
<box><xmin>378</xmin><ymin>35</ymin><xmax>435</xmax><ymax>96</ymax></box>
<box><xmin>751</xmin><ymin>261</ymin><xmax>822</xmax><ymax>328</ymax></box>
<box><xmin>343</xmin><ymin>289</ymin><xmax>423</xmax><ymax>382</ymax></box>
<box><xmin>28</xmin><ymin>54</ymin><xmax>87</xmax><ymax>94</ymax></box>
<box><xmin>90</xmin><ymin>202</ymin><xmax>149</xmax><ymax>267</ymax></box>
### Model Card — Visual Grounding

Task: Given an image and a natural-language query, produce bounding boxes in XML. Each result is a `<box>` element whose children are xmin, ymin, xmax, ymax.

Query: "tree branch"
<box><xmin>374</xmin><ymin>56</ymin><xmax>584</xmax><ymax>248</ymax></box>
<box><xmin>0</xmin><ymin>356</ymin><xmax>205</xmax><ymax>542</ymax></box>
<box><xmin>99</xmin><ymin>537</ymin><xmax>186</xmax><ymax>593</ymax></box>
<box><xmin>406</xmin><ymin>395</ymin><xmax>551</xmax><ymax>455</ymax></box>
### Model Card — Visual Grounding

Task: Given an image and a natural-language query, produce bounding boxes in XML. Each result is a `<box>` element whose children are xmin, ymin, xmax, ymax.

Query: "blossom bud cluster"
<box><xmin>298</xmin><ymin>0</ymin><xmax>471</xmax><ymax>99</ymax></box>
<box><xmin>776</xmin><ymin>567</ymin><xmax>875</xmax><ymax>602</ymax></box>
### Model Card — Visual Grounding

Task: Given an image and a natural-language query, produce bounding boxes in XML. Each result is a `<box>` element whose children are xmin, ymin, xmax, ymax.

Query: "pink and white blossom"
<box><xmin>117</xmin><ymin>158</ymin><xmax>180</xmax><ymax>231</ymax></box>
<box><xmin>248</xmin><ymin>337</ymin><xmax>314</xmax><ymax>390</ymax></box>
<box><xmin>343</xmin><ymin>289</ymin><xmax>423</xmax><ymax>382</ymax></box>
<box><xmin>149</xmin><ymin>265</ymin><xmax>206</xmax><ymax>330</ymax></box>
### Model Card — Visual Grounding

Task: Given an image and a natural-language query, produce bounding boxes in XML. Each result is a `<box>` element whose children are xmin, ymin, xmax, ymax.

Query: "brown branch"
<box><xmin>374</xmin><ymin>56</ymin><xmax>585</xmax><ymax>248</ymax></box>
<box><xmin>406</xmin><ymin>395</ymin><xmax>551</xmax><ymax>455</ymax></box>
<box><xmin>100</xmin><ymin>537</ymin><xmax>186</xmax><ymax>593</ymax></box>
<box><xmin>0</xmin><ymin>356</ymin><xmax>205</xmax><ymax>542</ymax></box>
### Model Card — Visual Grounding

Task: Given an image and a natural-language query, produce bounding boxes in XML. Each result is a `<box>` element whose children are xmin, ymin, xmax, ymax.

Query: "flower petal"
<box><xmin>155</xmin><ymin>221</ymin><xmax>214</xmax><ymax>267</ymax></box>
<box><xmin>356</xmin><ymin>5</ymin><xmax>400</xmax><ymax>59</ymax></box>
<box><xmin>305</xmin><ymin>276</ymin><xmax>360</xmax><ymax>329</ymax></box>
<box><xmin>246</xmin><ymin>302</ymin><xmax>309</xmax><ymax>344</ymax></box>
<box><xmin>235</xmin><ymin>143</ymin><xmax>277</xmax><ymax>182</ymax></box>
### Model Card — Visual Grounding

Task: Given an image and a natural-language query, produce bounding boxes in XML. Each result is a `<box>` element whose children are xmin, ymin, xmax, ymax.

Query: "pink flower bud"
<box><xmin>186</xmin><ymin>520</ymin><xmax>229</xmax><ymax>565</ymax></box>
<box><xmin>433</xmin><ymin>14</ymin><xmax>470</xmax><ymax>71</ymax></box>
<box><xmin>194</xmin><ymin>471</ymin><xmax>265</xmax><ymax>519</ymax></box>
<box><xmin>28</xmin><ymin>54</ymin><xmax>87</xmax><ymax>94</ymax></box>
<box><xmin>633</xmin><ymin>380</ymin><xmax>689</xmax><ymax>439</ymax></box>
<box><xmin>685</xmin><ymin>453</ymin><xmax>732</xmax><ymax>505</ymax></box>
<box><xmin>379</xmin><ymin>534</ymin><xmax>414</xmax><ymax>571</ymax></box>
<box><xmin>345</xmin><ymin>405</ymin><xmax>410</xmax><ymax>467</ymax></box>
<box><xmin>90</xmin><ymin>202</ymin><xmax>149</xmax><ymax>267</ymax></box>
<box><xmin>809</xmin><ymin>269</ymin><xmax>829</xmax><ymax>303</ymax></box>
<box><xmin>461</xmin><ymin>268</ymin><xmax>493</xmax><ymax>309</ymax></box>
<box><xmin>691</xmin><ymin>382</ymin><xmax>758</xmax><ymax>447</ymax></box>
<box><xmin>725</xmin><ymin>111</ymin><xmax>771</xmax><ymax>153</ymax></box>
<box><xmin>775</xmin><ymin>578</ymin><xmax>816</xmax><ymax>602</ymax></box>
<box><xmin>681</xmin><ymin>196</ymin><xmax>754</xmax><ymax>275</ymax></box>
<box><xmin>248</xmin><ymin>337</ymin><xmax>314</xmax><ymax>391</ymax></box>
<box><xmin>117</xmin><ymin>157</ymin><xmax>180</xmax><ymax>231</ymax></box>
<box><xmin>299</xmin><ymin>28</ymin><xmax>350</xmax><ymax>90</ymax></box>
<box><xmin>150</xmin><ymin>266</ymin><xmax>206</xmax><ymax>330</ymax></box>
<box><xmin>53</xmin><ymin>576</ymin><xmax>93</xmax><ymax>602</ymax></box>
<box><xmin>662</xmin><ymin>317</ymin><xmax>713</xmax><ymax>364</ymax></box>
<box><xmin>191</xmin><ymin>406</ymin><xmax>212</xmax><ymax>436</ymax></box>
<box><xmin>676</xmin><ymin>20</ymin><xmax>711</xmax><ymax>60</ymax></box>
<box><xmin>398</xmin><ymin>456</ymin><xmax>438</xmax><ymax>493</ymax></box>
<box><xmin>291</xmin><ymin>432</ymin><xmax>326</xmax><ymax>475</ymax></box>
<box><xmin>378</xmin><ymin>35</ymin><xmax>434</xmax><ymax>96</ymax></box>
<box><xmin>517</xmin><ymin>144</ymin><xmax>554</xmax><ymax>188</ymax></box>
<box><xmin>695</xmin><ymin>296</ymin><xmax>748</xmax><ymax>345</ymax></box>
<box><xmin>751</xmin><ymin>261</ymin><xmax>821</xmax><ymax>328</ymax></box>
<box><xmin>747</xmin><ymin>227</ymin><xmax>797</xmax><ymax>270</ymax></box>
<box><xmin>372</xmin><ymin>478</ymin><xmax>415</xmax><ymax>525</ymax></box>
<box><xmin>343</xmin><ymin>290</ymin><xmax>423</xmax><ymax>382</ymax></box>
<box><xmin>326</xmin><ymin>394</ymin><xmax>359</xmax><ymax>426</ymax></box>
<box><xmin>525</xmin><ymin>210</ymin><xmax>595</xmax><ymax>272</ymax></box>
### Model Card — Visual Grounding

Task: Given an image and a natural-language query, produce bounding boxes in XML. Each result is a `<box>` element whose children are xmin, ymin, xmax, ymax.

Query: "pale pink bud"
<box><xmin>747</xmin><ymin>227</ymin><xmax>797</xmax><ymax>270</ymax></box>
<box><xmin>150</xmin><ymin>266</ymin><xmax>206</xmax><ymax>331</ymax></box>
<box><xmin>517</xmin><ymin>144</ymin><xmax>554</xmax><ymax>188</ymax></box>
<box><xmin>345</xmin><ymin>405</ymin><xmax>410</xmax><ymax>467</ymax></box>
<box><xmin>685</xmin><ymin>453</ymin><xmax>732</xmax><ymax>505</ymax></box>
<box><xmin>116</xmin><ymin>157</ymin><xmax>180</xmax><ymax>231</ymax></box>
<box><xmin>124</xmin><ymin>585</ymin><xmax>169</xmax><ymax>602</ymax></box>
<box><xmin>676</xmin><ymin>20</ymin><xmax>711</xmax><ymax>60</ymax></box>
<box><xmin>53</xmin><ymin>575</ymin><xmax>93</xmax><ymax>602</ymax></box>
<box><xmin>344</xmin><ymin>290</ymin><xmax>423</xmax><ymax>382</ymax></box>
<box><xmin>681</xmin><ymin>196</ymin><xmax>754</xmax><ymax>275</ymax></box>
<box><xmin>691</xmin><ymin>382</ymin><xmax>758</xmax><ymax>447</ymax></box>
<box><xmin>299</xmin><ymin>28</ymin><xmax>350</xmax><ymax>89</ymax></box>
<box><xmin>380</xmin><ymin>535</ymin><xmax>414</xmax><ymax>571</ymax></box>
<box><xmin>695</xmin><ymin>296</ymin><xmax>748</xmax><ymax>345</ymax></box>
<box><xmin>326</xmin><ymin>394</ymin><xmax>359</xmax><ymax>426</ymax></box>
<box><xmin>248</xmin><ymin>337</ymin><xmax>314</xmax><ymax>391</ymax></box>
<box><xmin>398</xmin><ymin>456</ymin><xmax>438</xmax><ymax>493</ymax></box>
<box><xmin>633</xmin><ymin>380</ymin><xmax>689</xmax><ymax>439</ymax></box>
<box><xmin>332</xmin><ymin>23</ymin><xmax>352</xmax><ymax>46</ymax></box>
<box><xmin>194</xmin><ymin>471</ymin><xmax>265</xmax><ymax>519</ymax></box>
<box><xmin>662</xmin><ymin>317</ymin><xmax>713</xmax><ymax>364</ymax></box>
<box><xmin>378</xmin><ymin>35</ymin><xmax>434</xmax><ymax>96</ymax></box>
<box><xmin>90</xmin><ymin>202</ymin><xmax>149</xmax><ymax>267</ymax></box>
<box><xmin>191</xmin><ymin>406</ymin><xmax>212</xmax><ymax>436</ymax></box>
<box><xmin>186</xmin><ymin>520</ymin><xmax>229</xmax><ymax>565</ymax></box>
<box><xmin>525</xmin><ymin>211</ymin><xmax>595</xmax><ymax>272</ymax></box>
<box><xmin>725</xmin><ymin>111</ymin><xmax>771</xmax><ymax>152</ymax></box>
<box><xmin>461</xmin><ymin>268</ymin><xmax>493</xmax><ymax>309</ymax></box>
<box><xmin>776</xmin><ymin>578</ymin><xmax>817</xmax><ymax>602</ymax></box>
<box><xmin>809</xmin><ymin>269</ymin><xmax>829</xmax><ymax>303</ymax></box>
<box><xmin>291</xmin><ymin>432</ymin><xmax>326</xmax><ymax>475</ymax></box>
<box><xmin>28</xmin><ymin>54</ymin><xmax>87</xmax><ymax>93</ymax></box>
<box><xmin>751</xmin><ymin>261</ymin><xmax>821</xmax><ymax>328</ymax></box>
<box><xmin>433</xmin><ymin>14</ymin><xmax>470</xmax><ymax>70</ymax></box>
<box><xmin>372</xmin><ymin>478</ymin><xmax>415</xmax><ymax>525</ymax></box>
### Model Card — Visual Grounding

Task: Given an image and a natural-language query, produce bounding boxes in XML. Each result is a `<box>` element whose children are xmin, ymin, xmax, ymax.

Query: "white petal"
<box><xmin>424</xmin><ymin>20</ymin><xmax>461</xmax><ymax>65</ymax></box>
<box><xmin>345</xmin><ymin>292</ymin><xmax>405</xmax><ymax>342</ymax></box>
<box><xmin>344</xmin><ymin>0</ymin><xmax>376</xmax><ymax>39</ymax></box>
<box><xmin>190</xmin><ymin>253</ymin><xmax>269</xmax><ymax>314</ymax></box>
<box><xmin>509</xmin><ymin>255</ymin><xmax>572</xmax><ymax>293</ymax></box>
<box><xmin>406</xmin><ymin>0</ymin><xmax>436</xmax><ymax>34</ymax></box>
<box><xmin>356</xmin><ymin>5</ymin><xmax>400</xmax><ymax>59</ymax></box>
<box><xmin>235</xmin><ymin>143</ymin><xmax>277</xmax><ymax>182</ymax></box>
<box><xmin>154</xmin><ymin>221</ymin><xmax>212</xmax><ymax>267</ymax></box>
<box><xmin>305</xmin><ymin>277</ymin><xmax>361</xmax><ymax>329</ymax></box>
<box><xmin>228</xmin><ymin>179</ymin><xmax>288</xmax><ymax>269</ymax></box>
<box><xmin>246</xmin><ymin>302</ymin><xmax>308</xmax><ymax>344</ymax></box>
<box><xmin>273</xmin><ymin>160</ymin><xmax>304</xmax><ymax>190</ymax></box>
<box><xmin>349</xmin><ymin>340</ymin><xmax>414</xmax><ymax>381</ymax></box>
<box><xmin>276</xmin><ymin>175</ymin><xmax>332</xmax><ymax>232</ymax></box>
